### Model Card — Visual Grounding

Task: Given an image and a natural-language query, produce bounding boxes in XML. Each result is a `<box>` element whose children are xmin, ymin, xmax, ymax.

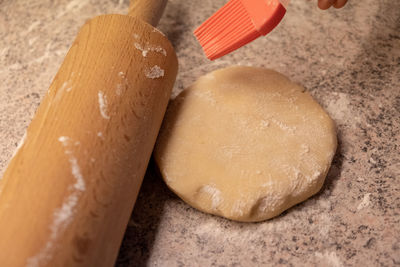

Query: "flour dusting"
<box><xmin>145</xmin><ymin>65</ymin><xmax>165</xmax><ymax>79</ymax></box>
<box><xmin>149</xmin><ymin>45</ymin><xmax>167</xmax><ymax>56</ymax></box>
<box><xmin>134</xmin><ymin>43</ymin><xmax>148</xmax><ymax>57</ymax></box>
<box><xmin>271</xmin><ymin>118</ymin><xmax>296</xmax><ymax>134</ymax></box>
<box><xmin>200</xmin><ymin>185</ymin><xmax>222</xmax><ymax>210</ymax></box>
<box><xmin>58</xmin><ymin>136</ymin><xmax>86</xmax><ymax>191</ymax></box>
<box><xmin>27</xmin><ymin>136</ymin><xmax>86</xmax><ymax>267</ymax></box>
<box><xmin>258</xmin><ymin>192</ymin><xmax>284</xmax><ymax>213</ymax></box>
<box><xmin>315</xmin><ymin>251</ymin><xmax>343</xmax><ymax>267</ymax></box>
<box><xmin>300</xmin><ymin>144</ymin><xmax>310</xmax><ymax>155</ymax></box>
<box><xmin>52</xmin><ymin>80</ymin><xmax>71</xmax><ymax>99</ymax></box>
<box><xmin>98</xmin><ymin>91</ymin><xmax>110</xmax><ymax>119</ymax></box>
<box><xmin>134</xmin><ymin>42</ymin><xmax>167</xmax><ymax>57</ymax></box>
<box><xmin>357</xmin><ymin>193</ymin><xmax>371</xmax><ymax>210</ymax></box>
<box><xmin>27</xmin><ymin>193</ymin><xmax>80</xmax><ymax>267</ymax></box>
<box><xmin>326</xmin><ymin>92</ymin><xmax>352</xmax><ymax>124</ymax></box>
<box><xmin>306</xmin><ymin>170</ymin><xmax>321</xmax><ymax>182</ymax></box>
<box><xmin>116</xmin><ymin>71</ymin><xmax>128</xmax><ymax>96</ymax></box>
<box><xmin>58</xmin><ymin>136</ymin><xmax>69</xmax><ymax>145</ymax></box>
<box><xmin>152</xmin><ymin>27</ymin><xmax>166</xmax><ymax>37</ymax></box>
<box><xmin>60</xmin><ymin>81</ymin><xmax>68</xmax><ymax>91</ymax></box>
<box><xmin>51</xmin><ymin>194</ymin><xmax>79</xmax><ymax>233</ymax></box>
<box><xmin>68</xmin><ymin>157</ymin><xmax>85</xmax><ymax>191</ymax></box>
<box><xmin>231</xmin><ymin>200</ymin><xmax>246</xmax><ymax>216</ymax></box>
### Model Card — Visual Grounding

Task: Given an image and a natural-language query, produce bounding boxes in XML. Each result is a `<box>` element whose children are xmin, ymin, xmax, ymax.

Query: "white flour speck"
<box><xmin>271</xmin><ymin>118</ymin><xmax>296</xmax><ymax>134</ymax></box>
<box><xmin>98</xmin><ymin>91</ymin><xmax>110</xmax><ymax>119</ymax></box>
<box><xmin>306</xmin><ymin>170</ymin><xmax>321</xmax><ymax>182</ymax></box>
<box><xmin>357</xmin><ymin>193</ymin><xmax>371</xmax><ymax>210</ymax></box>
<box><xmin>116</xmin><ymin>71</ymin><xmax>128</xmax><ymax>96</ymax></box>
<box><xmin>134</xmin><ymin>42</ymin><xmax>167</xmax><ymax>57</ymax></box>
<box><xmin>231</xmin><ymin>200</ymin><xmax>246</xmax><ymax>216</ymax></box>
<box><xmin>200</xmin><ymin>185</ymin><xmax>222</xmax><ymax>210</ymax></box>
<box><xmin>134</xmin><ymin>43</ymin><xmax>148</xmax><ymax>57</ymax></box>
<box><xmin>58</xmin><ymin>136</ymin><xmax>69</xmax><ymax>145</ymax></box>
<box><xmin>53</xmin><ymin>81</ymin><xmax>70</xmax><ymax>99</ymax></box>
<box><xmin>262</xmin><ymin>180</ymin><xmax>275</xmax><ymax>188</ymax></box>
<box><xmin>145</xmin><ymin>65</ymin><xmax>165</xmax><ymax>79</ymax></box>
<box><xmin>60</xmin><ymin>81</ymin><xmax>69</xmax><ymax>91</ymax></box>
<box><xmin>149</xmin><ymin>45</ymin><xmax>167</xmax><ymax>56</ymax></box>
<box><xmin>152</xmin><ymin>28</ymin><xmax>166</xmax><ymax>37</ymax></box>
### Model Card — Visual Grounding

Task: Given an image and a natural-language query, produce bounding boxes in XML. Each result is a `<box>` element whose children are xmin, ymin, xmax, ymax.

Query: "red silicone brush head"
<box><xmin>194</xmin><ymin>0</ymin><xmax>287</xmax><ymax>60</ymax></box>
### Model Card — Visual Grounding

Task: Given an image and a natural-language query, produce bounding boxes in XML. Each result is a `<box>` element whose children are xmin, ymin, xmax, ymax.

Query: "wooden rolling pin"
<box><xmin>0</xmin><ymin>0</ymin><xmax>177</xmax><ymax>266</ymax></box>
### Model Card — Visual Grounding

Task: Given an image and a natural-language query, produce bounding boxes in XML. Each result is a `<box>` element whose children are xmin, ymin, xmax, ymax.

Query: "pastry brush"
<box><xmin>194</xmin><ymin>0</ymin><xmax>289</xmax><ymax>60</ymax></box>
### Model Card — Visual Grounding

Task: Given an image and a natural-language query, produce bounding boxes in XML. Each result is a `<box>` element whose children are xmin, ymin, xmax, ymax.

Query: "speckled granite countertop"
<box><xmin>1</xmin><ymin>0</ymin><xmax>399</xmax><ymax>266</ymax></box>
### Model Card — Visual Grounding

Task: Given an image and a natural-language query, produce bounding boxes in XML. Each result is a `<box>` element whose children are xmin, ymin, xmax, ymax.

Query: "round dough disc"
<box><xmin>154</xmin><ymin>66</ymin><xmax>337</xmax><ymax>222</ymax></box>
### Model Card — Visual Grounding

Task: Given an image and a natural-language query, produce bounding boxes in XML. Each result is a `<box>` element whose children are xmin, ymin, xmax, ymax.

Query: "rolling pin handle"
<box><xmin>128</xmin><ymin>0</ymin><xmax>168</xmax><ymax>27</ymax></box>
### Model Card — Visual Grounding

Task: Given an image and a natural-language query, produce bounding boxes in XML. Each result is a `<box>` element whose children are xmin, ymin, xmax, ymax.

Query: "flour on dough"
<box><xmin>154</xmin><ymin>66</ymin><xmax>337</xmax><ymax>222</ymax></box>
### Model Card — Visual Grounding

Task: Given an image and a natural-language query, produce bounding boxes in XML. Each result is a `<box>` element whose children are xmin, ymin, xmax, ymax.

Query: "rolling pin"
<box><xmin>0</xmin><ymin>0</ymin><xmax>178</xmax><ymax>266</ymax></box>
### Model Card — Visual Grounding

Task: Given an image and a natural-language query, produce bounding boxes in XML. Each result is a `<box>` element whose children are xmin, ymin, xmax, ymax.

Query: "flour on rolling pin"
<box><xmin>152</xmin><ymin>27</ymin><xmax>166</xmax><ymax>37</ymax></box>
<box><xmin>133</xmin><ymin>34</ymin><xmax>167</xmax><ymax>57</ymax></box>
<box><xmin>98</xmin><ymin>91</ymin><xmax>110</xmax><ymax>120</ymax></box>
<box><xmin>116</xmin><ymin>71</ymin><xmax>128</xmax><ymax>96</ymax></box>
<box><xmin>59</xmin><ymin>81</ymin><xmax>72</xmax><ymax>92</ymax></box>
<box><xmin>52</xmin><ymin>80</ymin><xmax>73</xmax><ymax>103</ymax></box>
<box><xmin>145</xmin><ymin>65</ymin><xmax>165</xmax><ymax>79</ymax></box>
<box><xmin>27</xmin><ymin>136</ymin><xmax>86</xmax><ymax>267</ymax></box>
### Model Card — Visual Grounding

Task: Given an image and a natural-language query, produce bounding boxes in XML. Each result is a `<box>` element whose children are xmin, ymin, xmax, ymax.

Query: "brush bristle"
<box><xmin>194</xmin><ymin>0</ymin><xmax>261</xmax><ymax>60</ymax></box>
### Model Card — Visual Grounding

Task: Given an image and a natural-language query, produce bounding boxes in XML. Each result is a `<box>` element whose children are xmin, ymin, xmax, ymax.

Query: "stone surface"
<box><xmin>1</xmin><ymin>0</ymin><xmax>399</xmax><ymax>266</ymax></box>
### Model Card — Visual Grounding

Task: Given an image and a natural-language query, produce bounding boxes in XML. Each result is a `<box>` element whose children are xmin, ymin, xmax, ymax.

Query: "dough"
<box><xmin>154</xmin><ymin>66</ymin><xmax>337</xmax><ymax>222</ymax></box>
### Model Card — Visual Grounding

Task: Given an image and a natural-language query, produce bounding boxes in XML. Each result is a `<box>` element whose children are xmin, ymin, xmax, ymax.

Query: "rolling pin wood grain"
<box><xmin>0</xmin><ymin>0</ymin><xmax>178</xmax><ymax>266</ymax></box>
